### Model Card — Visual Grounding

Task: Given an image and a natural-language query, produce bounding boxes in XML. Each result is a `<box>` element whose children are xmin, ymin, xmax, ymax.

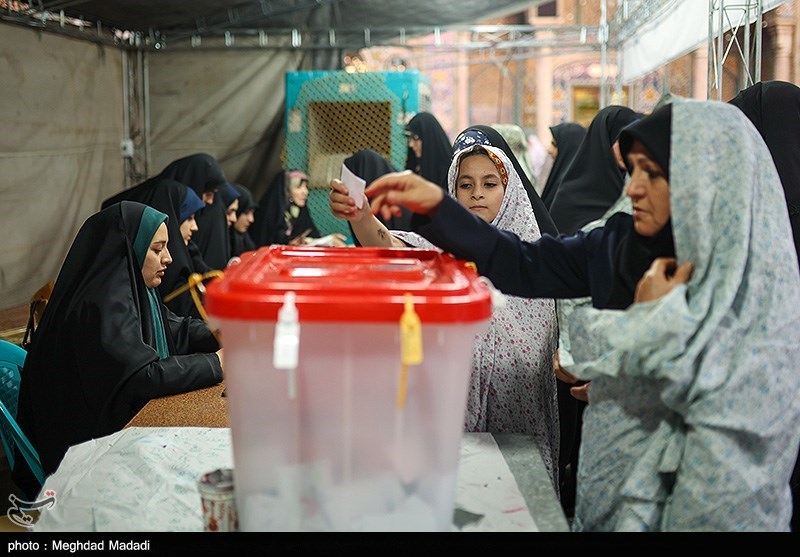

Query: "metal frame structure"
<box><xmin>708</xmin><ymin>0</ymin><xmax>763</xmax><ymax>100</ymax></box>
<box><xmin>0</xmin><ymin>1</ymin><xmax>604</xmax><ymax>52</ymax></box>
<box><xmin>0</xmin><ymin>1</ymin><xmax>768</xmax><ymax>76</ymax></box>
<box><xmin>120</xmin><ymin>49</ymin><xmax>152</xmax><ymax>186</ymax></box>
<box><xmin>608</xmin><ymin>0</ymin><xmax>682</xmax><ymax>102</ymax></box>
<box><xmin>1</xmin><ymin>0</ymin><xmax>769</xmax><ymax>154</ymax></box>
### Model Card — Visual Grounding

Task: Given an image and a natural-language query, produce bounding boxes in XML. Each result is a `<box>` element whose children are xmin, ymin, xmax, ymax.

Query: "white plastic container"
<box><xmin>206</xmin><ymin>246</ymin><xmax>492</xmax><ymax>531</ymax></box>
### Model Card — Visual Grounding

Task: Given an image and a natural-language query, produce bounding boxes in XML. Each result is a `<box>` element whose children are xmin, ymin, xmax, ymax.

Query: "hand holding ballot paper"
<box><xmin>329</xmin><ymin>163</ymin><xmax>372</xmax><ymax>223</ymax></box>
<box><xmin>328</xmin><ymin>162</ymin><xmax>408</xmax><ymax>249</ymax></box>
<box><xmin>341</xmin><ymin>164</ymin><xmax>367</xmax><ymax>210</ymax></box>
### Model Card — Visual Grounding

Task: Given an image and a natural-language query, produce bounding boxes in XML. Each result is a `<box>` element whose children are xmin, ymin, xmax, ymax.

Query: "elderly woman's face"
<box><xmin>625</xmin><ymin>140</ymin><xmax>670</xmax><ymax>237</ymax></box>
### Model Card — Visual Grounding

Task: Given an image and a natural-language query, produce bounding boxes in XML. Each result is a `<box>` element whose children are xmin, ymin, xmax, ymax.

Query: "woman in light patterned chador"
<box><xmin>364</xmin><ymin>99</ymin><xmax>800</xmax><ymax>531</ymax></box>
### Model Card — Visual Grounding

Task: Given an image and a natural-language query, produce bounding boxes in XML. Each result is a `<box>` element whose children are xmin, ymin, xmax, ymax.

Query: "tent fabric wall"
<box><xmin>0</xmin><ymin>32</ymin><xmax>308</xmax><ymax>309</ymax></box>
<box><xmin>621</xmin><ymin>0</ymin><xmax>785</xmax><ymax>83</ymax></box>
<box><xmin>0</xmin><ymin>24</ymin><xmax>125</xmax><ymax>308</ymax></box>
<box><xmin>146</xmin><ymin>48</ymin><xmax>307</xmax><ymax>202</ymax></box>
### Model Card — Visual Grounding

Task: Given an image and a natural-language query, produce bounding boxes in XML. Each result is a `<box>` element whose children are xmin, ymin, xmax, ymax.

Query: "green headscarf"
<box><xmin>133</xmin><ymin>206</ymin><xmax>170</xmax><ymax>360</ymax></box>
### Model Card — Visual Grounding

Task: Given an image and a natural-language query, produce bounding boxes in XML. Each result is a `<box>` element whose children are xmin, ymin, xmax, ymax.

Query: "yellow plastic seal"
<box><xmin>398</xmin><ymin>293</ymin><xmax>423</xmax><ymax>408</ymax></box>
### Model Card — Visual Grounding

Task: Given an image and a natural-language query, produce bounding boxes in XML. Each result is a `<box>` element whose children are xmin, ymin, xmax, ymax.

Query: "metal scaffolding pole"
<box><xmin>708</xmin><ymin>0</ymin><xmax>763</xmax><ymax>100</ymax></box>
<box><xmin>600</xmin><ymin>0</ymin><xmax>609</xmax><ymax>108</ymax></box>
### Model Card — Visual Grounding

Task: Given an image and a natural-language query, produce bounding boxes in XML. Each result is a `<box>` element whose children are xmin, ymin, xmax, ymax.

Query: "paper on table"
<box><xmin>32</xmin><ymin>429</ymin><xmax>539</xmax><ymax>532</ymax></box>
<box><xmin>340</xmin><ymin>164</ymin><xmax>366</xmax><ymax>209</ymax></box>
<box><xmin>33</xmin><ymin>427</ymin><xmax>234</xmax><ymax>532</ymax></box>
<box><xmin>454</xmin><ymin>432</ymin><xmax>538</xmax><ymax>532</ymax></box>
<box><xmin>305</xmin><ymin>234</ymin><xmax>341</xmax><ymax>247</ymax></box>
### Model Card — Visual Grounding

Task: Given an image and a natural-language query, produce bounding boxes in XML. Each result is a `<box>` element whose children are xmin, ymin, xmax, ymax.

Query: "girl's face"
<box><xmin>290</xmin><ymin>180</ymin><xmax>309</xmax><ymax>207</ymax></box>
<box><xmin>625</xmin><ymin>140</ymin><xmax>671</xmax><ymax>237</ymax></box>
<box><xmin>142</xmin><ymin>223</ymin><xmax>172</xmax><ymax>288</ymax></box>
<box><xmin>454</xmin><ymin>153</ymin><xmax>506</xmax><ymax>223</ymax></box>
<box><xmin>180</xmin><ymin>214</ymin><xmax>198</xmax><ymax>245</ymax></box>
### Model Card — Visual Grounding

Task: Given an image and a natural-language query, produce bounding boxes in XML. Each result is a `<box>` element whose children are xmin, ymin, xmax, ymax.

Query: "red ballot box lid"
<box><xmin>205</xmin><ymin>246</ymin><xmax>493</xmax><ymax>323</ymax></box>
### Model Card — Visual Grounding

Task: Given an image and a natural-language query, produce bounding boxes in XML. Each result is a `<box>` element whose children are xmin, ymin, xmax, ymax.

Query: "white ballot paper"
<box><xmin>341</xmin><ymin>163</ymin><xmax>366</xmax><ymax>209</ymax></box>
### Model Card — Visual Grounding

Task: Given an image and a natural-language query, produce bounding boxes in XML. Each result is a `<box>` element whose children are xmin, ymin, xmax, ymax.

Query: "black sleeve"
<box><xmin>188</xmin><ymin>240</ymin><xmax>213</xmax><ymax>274</ymax></box>
<box><xmin>295</xmin><ymin>208</ymin><xmax>320</xmax><ymax>239</ymax></box>
<box><xmin>417</xmin><ymin>196</ymin><xmax>594</xmax><ymax>299</ymax></box>
<box><xmin>243</xmin><ymin>232</ymin><xmax>257</xmax><ymax>253</ymax></box>
<box><xmin>229</xmin><ymin>228</ymin><xmax>241</xmax><ymax>258</ymax></box>
<box><xmin>123</xmin><ymin>352</ymin><xmax>223</xmax><ymax>412</ymax></box>
<box><xmin>165</xmin><ymin>307</ymin><xmax>220</xmax><ymax>354</ymax></box>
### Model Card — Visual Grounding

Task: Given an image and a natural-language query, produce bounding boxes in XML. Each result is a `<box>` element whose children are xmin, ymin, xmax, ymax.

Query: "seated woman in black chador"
<box><xmin>229</xmin><ymin>183</ymin><xmax>259</xmax><ymax>258</ymax></box>
<box><xmin>159</xmin><ymin>153</ymin><xmax>233</xmax><ymax>271</ymax></box>
<box><xmin>253</xmin><ymin>169</ymin><xmax>344</xmax><ymax>246</ymax></box>
<box><xmin>102</xmin><ymin>153</ymin><xmax>232</xmax><ymax>314</ymax></box>
<box><xmin>103</xmin><ymin>178</ymin><xmax>206</xmax><ymax>318</ymax></box>
<box><xmin>13</xmin><ymin>201</ymin><xmax>223</xmax><ymax>498</ymax></box>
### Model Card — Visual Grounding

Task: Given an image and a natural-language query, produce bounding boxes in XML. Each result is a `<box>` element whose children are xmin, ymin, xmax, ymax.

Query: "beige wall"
<box><xmin>0</xmin><ymin>24</ymin><xmax>125</xmax><ymax>308</ymax></box>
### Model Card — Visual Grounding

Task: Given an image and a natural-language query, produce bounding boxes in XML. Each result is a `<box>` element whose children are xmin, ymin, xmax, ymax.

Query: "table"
<box><xmin>125</xmin><ymin>383</ymin><xmax>228</xmax><ymax>428</ymax></box>
<box><xmin>27</xmin><ymin>384</ymin><xmax>569</xmax><ymax>532</ymax></box>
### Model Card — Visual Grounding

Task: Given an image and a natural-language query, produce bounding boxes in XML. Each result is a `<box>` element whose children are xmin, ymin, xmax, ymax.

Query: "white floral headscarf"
<box><xmin>392</xmin><ymin>144</ymin><xmax>560</xmax><ymax>488</ymax></box>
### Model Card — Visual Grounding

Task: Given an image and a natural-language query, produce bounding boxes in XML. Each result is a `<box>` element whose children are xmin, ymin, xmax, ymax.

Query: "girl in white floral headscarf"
<box><xmin>329</xmin><ymin>135</ymin><xmax>560</xmax><ymax>489</ymax></box>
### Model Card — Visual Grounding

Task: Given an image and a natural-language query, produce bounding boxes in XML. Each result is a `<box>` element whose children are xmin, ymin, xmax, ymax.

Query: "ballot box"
<box><xmin>205</xmin><ymin>246</ymin><xmax>492</xmax><ymax>531</ymax></box>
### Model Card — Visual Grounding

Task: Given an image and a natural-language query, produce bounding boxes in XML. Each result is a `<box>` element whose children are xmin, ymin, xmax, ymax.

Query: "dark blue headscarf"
<box><xmin>179</xmin><ymin>187</ymin><xmax>205</xmax><ymax>224</ymax></box>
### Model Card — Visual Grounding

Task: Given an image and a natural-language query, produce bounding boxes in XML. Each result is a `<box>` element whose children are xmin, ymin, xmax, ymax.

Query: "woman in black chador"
<box><xmin>103</xmin><ymin>178</ymin><xmax>206</xmax><ymax>318</ymax></box>
<box><xmin>13</xmin><ymin>201</ymin><xmax>223</xmax><ymax>498</ymax></box>
<box><xmin>405</xmin><ymin>112</ymin><xmax>453</xmax><ymax>229</ymax></box>
<box><xmin>548</xmin><ymin>106</ymin><xmax>642</xmax><ymax>235</ymax></box>
<box><xmin>540</xmin><ymin>122</ymin><xmax>587</xmax><ymax>211</ymax></box>
<box><xmin>157</xmin><ymin>153</ymin><xmax>233</xmax><ymax>271</ymax></box>
<box><xmin>229</xmin><ymin>183</ymin><xmax>259</xmax><ymax>257</ymax></box>
<box><xmin>252</xmin><ymin>170</ymin><xmax>324</xmax><ymax>246</ymax></box>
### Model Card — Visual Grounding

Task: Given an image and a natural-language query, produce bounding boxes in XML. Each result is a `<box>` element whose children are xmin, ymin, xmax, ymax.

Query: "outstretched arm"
<box><xmin>364</xmin><ymin>170</ymin><xmax>445</xmax><ymax>222</ymax></box>
<box><xmin>329</xmin><ymin>178</ymin><xmax>407</xmax><ymax>248</ymax></box>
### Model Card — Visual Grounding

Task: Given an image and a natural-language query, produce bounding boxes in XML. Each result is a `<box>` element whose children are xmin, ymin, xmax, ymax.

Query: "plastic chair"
<box><xmin>0</xmin><ymin>340</ymin><xmax>45</xmax><ymax>486</ymax></box>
